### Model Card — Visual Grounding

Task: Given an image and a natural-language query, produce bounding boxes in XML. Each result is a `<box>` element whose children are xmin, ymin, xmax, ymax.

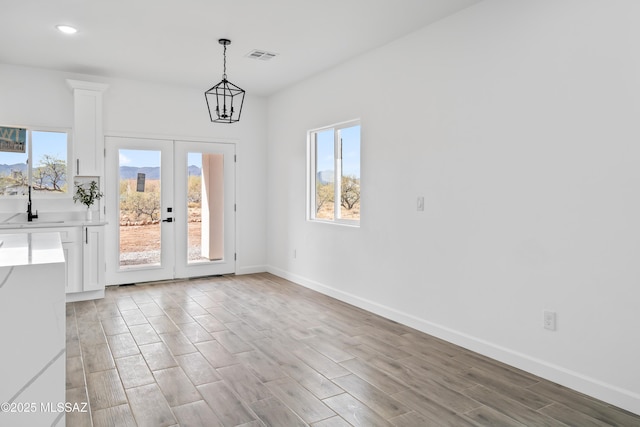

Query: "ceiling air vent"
<box><xmin>246</xmin><ymin>49</ymin><xmax>278</xmax><ymax>61</ymax></box>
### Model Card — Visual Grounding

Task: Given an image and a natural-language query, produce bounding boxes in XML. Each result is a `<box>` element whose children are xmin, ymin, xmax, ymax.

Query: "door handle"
<box><xmin>162</xmin><ymin>217</ymin><xmax>173</xmax><ymax>223</ymax></box>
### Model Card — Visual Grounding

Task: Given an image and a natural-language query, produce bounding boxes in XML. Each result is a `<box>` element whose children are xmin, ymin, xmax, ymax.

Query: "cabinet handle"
<box><xmin>76</xmin><ymin>159</ymin><xmax>80</xmax><ymax>175</ymax></box>
<box><xmin>85</xmin><ymin>228</ymin><xmax>88</xmax><ymax>244</ymax></box>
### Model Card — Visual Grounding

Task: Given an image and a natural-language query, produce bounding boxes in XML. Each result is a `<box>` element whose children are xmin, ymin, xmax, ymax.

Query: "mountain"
<box><xmin>0</xmin><ymin>163</ymin><xmax>27</xmax><ymax>176</ymax></box>
<box><xmin>119</xmin><ymin>166</ymin><xmax>160</xmax><ymax>180</ymax></box>
<box><xmin>187</xmin><ymin>165</ymin><xmax>201</xmax><ymax>176</ymax></box>
<box><xmin>2</xmin><ymin>163</ymin><xmax>204</xmax><ymax>180</ymax></box>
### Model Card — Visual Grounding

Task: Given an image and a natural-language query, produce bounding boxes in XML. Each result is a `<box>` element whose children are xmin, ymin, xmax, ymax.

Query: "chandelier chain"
<box><xmin>223</xmin><ymin>44</ymin><xmax>227</xmax><ymax>79</ymax></box>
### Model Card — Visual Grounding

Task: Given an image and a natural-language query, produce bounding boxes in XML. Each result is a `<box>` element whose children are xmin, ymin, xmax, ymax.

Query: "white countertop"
<box><xmin>0</xmin><ymin>212</ymin><xmax>107</xmax><ymax>230</ymax></box>
<box><xmin>0</xmin><ymin>220</ymin><xmax>108</xmax><ymax>230</ymax></box>
<box><xmin>0</xmin><ymin>232</ymin><xmax>65</xmax><ymax>267</ymax></box>
<box><xmin>0</xmin><ymin>232</ymin><xmax>66</xmax><ymax>425</ymax></box>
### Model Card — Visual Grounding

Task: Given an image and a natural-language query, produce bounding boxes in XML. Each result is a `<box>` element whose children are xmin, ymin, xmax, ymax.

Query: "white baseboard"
<box><xmin>66</xmin><ymin>289</ymin><xmax>105</xmax><ymax>302</ymax></box>
<box><xmin>266</xmin><ymin>266</ymin><xmax>640</xmax><ymax>416</ymax></box>
<box><xmin>236</xmin><ymin>265</ymin><xmax>267</xmax><ymax>275</ymax></box>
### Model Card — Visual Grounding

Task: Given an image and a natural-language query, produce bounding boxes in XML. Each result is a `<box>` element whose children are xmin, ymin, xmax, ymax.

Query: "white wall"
<box><xmin>266</xmin><ymin>0</ymin><xmax>640</xmax><ymax>414</ymax></box>
<box><xmin>0</xmin><ymin>64</ymin><xmax>268</xmax><ymax>274</ymax></box>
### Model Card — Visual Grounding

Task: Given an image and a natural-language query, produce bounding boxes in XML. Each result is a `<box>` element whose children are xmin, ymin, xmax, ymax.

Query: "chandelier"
<box><xmin>205</xmin><ymin>39</ymin><xmax>245</xmax><ymax>124</ymax></box>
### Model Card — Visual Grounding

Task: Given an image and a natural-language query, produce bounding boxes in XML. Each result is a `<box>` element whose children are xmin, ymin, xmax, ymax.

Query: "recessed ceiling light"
<box><xmin>56</xmin><ymin>25</ymin><xmax>78</xmax><ymax>34</ymax></box>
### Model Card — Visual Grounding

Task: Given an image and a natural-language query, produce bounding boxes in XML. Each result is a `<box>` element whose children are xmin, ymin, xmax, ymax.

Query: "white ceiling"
<box><xmin>2</xmin><ymin>0</ymin><xmax>482</xmax><ymax>96</ymax></box>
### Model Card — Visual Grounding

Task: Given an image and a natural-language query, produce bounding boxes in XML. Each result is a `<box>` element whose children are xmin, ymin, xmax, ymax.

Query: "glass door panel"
<box><xmin>118</xmin><ymin>149</ymin><xmax>162</xmax><ymax>268</ymax></box>
<box><xmin>187</xmin><ymin>152</ymin><xmax>206</xmax><ymax>263</ymax></box>
<box><xmin>186</xmin><ymin>152</ymin><xmax>225</xmax><ymax>263</ymax></box>
<box><xmin>175</xmin><ymin>141</ymin><xmax>235</xmax><ymax>278</ymax></box>
<box><xmin>105</xmin><ymin>137</ymin><xmax>175</xmax><ymax>285</ymax></box>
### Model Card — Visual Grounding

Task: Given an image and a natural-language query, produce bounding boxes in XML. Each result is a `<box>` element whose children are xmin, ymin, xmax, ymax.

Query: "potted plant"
<box><xmin>73</xmin><ymin>180</ymin><xmax>103</xmax><ymax>221</ymax></box>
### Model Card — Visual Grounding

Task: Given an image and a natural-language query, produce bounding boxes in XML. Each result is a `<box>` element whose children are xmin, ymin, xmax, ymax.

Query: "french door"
<box><xmin>105</xmin><ymin>136</ymin><xmax>235</xmax><ymax>285</ymax></box>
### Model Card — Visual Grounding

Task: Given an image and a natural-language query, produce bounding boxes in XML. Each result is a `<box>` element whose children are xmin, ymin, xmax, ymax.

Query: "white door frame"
<box><xmin>105</xmin><ymin>137</ymin><xmax>175</xmax><ymax>285</ymax></box>
<box><xmin>174</xmin><ymin>140</ymin><xmax>236</xmax><ymax>278</ymax></box>
<box><xmin>105</xmin><ymin>136</ymin><xmax>236</xmax><ymax>285</ymax></box>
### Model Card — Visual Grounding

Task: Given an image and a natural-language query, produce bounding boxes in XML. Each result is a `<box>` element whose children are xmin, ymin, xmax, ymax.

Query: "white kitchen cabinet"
<box><xmin>0</xmin><ymin>223</ymin><xmax>106</xmax><ymax>301</ymax></box>
<box><xmin>83</xmin><ymin>225</ymin><xmax>105</xmax><ymax>292</ymax></box>
<box><xmin>62</xmin><ymin>227</ymin><xmax>83</xmax><ymax>294</ymax></box>
<box><xmin>67</xmin><ymin>79</ymin><xmax>108</xmax><ymax>177</ymax></box>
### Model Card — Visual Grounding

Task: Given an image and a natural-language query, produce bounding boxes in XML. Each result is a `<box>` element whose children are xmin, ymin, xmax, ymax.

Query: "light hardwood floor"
<box><xmin>66</xmin><ymin>273</ymin><xmax>640</xmax><ymax>426</ymax></box>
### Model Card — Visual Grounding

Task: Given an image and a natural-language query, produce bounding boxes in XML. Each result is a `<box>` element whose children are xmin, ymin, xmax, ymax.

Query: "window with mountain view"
<box><xmin>308</xmin><ymin>120</ymin><xmax>360</xmax><ymax>225</ymax></box>
<box><xmin>0</xmin><ymin>127</ymin><xmax>69</xmax><ymax>196</ymax></box>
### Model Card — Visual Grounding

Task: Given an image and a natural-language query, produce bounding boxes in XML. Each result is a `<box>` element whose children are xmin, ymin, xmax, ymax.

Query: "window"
<box><xmin>0</xmin><ymin>126</ymin><xmax>69</xmax><ymax>196</ymax></box>
<box><xmin>308</xmin><ymin>120</ymin><xmax>360</xmax><ymax>225</ymax></box>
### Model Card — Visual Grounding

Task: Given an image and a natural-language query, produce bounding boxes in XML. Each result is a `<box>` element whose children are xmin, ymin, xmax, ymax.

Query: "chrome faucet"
<box><xmin>27</xmin><ymin>185</ymin><xmax>38</xmax><ymax>221</ymax></box>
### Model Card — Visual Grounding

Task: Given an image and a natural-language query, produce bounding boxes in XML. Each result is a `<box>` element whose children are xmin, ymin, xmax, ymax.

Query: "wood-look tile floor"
<box><xmin>65</xmin><ymin>273</ymin><xmax>640</xmax><ymax>426</ymax></box>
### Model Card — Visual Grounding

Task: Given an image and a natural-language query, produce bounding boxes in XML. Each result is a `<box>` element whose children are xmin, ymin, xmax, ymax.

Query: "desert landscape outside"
<box><xmin>118</xmin><ymin>175</ymin><xmax>205</xmax><ymax>267</ymax></box>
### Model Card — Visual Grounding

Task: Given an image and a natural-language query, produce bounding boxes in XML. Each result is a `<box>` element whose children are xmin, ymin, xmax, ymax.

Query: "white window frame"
<box><xmin>0</xmin><ymin>125</ymin><xmax>72</xmax><ymax>198</ymax></box>
<box><xmin>307</xmin><ymin>119</ymin><xmax>360</xmax><ymax>226</ymax></box>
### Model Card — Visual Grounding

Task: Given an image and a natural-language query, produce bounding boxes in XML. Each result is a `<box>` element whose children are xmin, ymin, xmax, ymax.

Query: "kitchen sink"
<box><xmin>0</xmin><ymin>213</ymin><xmax>67</xmax><ymax>226</ymax></box>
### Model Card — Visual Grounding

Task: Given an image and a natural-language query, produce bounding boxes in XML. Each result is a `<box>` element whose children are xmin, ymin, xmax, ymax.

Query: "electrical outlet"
<box><xmin>417</xmin><ymin>196</ymin><xmax>425</xmax><ymax>211</ymax></box>
<box><xmin>543</xmin><ymin>310</ymin><xmax>556</xmax><ymax>331</ymax></box>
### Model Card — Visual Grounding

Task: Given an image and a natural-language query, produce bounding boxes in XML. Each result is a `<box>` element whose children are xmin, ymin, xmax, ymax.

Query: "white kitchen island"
<box><xmin>0</xmin><ymin>232</ymin><xmax>66</xmax><ymax>426</ymax></box>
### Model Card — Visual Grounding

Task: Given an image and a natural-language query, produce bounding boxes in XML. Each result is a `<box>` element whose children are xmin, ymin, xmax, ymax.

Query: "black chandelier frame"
<box><xmin>205</xmin><ymin>39</ymin><xmax>245</xmax><ymax>124</ymax></box>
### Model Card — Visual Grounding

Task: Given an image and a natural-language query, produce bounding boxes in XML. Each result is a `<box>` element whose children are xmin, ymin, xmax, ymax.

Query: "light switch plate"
<box><xmin>544</xmin><ymin>310</ymin><xmax>557</xmax><ymax>331</ymax></box>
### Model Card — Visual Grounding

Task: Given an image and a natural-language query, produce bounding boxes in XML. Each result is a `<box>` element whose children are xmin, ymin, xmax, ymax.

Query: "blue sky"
<box><xmin>33</xmin><ymin>131</ymin><xmax>66</xmax><ymax>163</ymax></box>
<box><xmin>118</xmin><ymin>150</ymin><xmax>203</xmax><ymax>168</ymax></box>
<box><xmin>0</xmin><ymin>149</ymin><xmax>27</xmax><ymax>166</ymax></box>
<box><xmin>316</xmin><ymin>125</ymin><xmax>360</xmax><ymax>177</ymax></box>
<box><xmin>188</xmin><ymin>152</ymin><xmax>202</xmax><ymax>168</ymax></box>
<box><xmin>0</xmin><ymin>130</ymin><xmax>67</xmax><ymax>167</ymax></box>
<box><xmin>119</xmin><ymin>149</ymin><xmax>161</xmax><ymax>168</ymax></box>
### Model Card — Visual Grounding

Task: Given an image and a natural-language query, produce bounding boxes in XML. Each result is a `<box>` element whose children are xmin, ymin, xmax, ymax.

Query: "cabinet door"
<box><xmin>83</xmin><ymin>226</ymin><xmax>105</xmax><ymax>292</ymax></box>
<box><xmin>73</xmin><ymin>89</ymin><xmax>104</xmax><ymax>176</ymax></box>
<box><xmin>63</xmin><ymin>240</ymin><xmax>83</xmax><ymax>293</ymax></box>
